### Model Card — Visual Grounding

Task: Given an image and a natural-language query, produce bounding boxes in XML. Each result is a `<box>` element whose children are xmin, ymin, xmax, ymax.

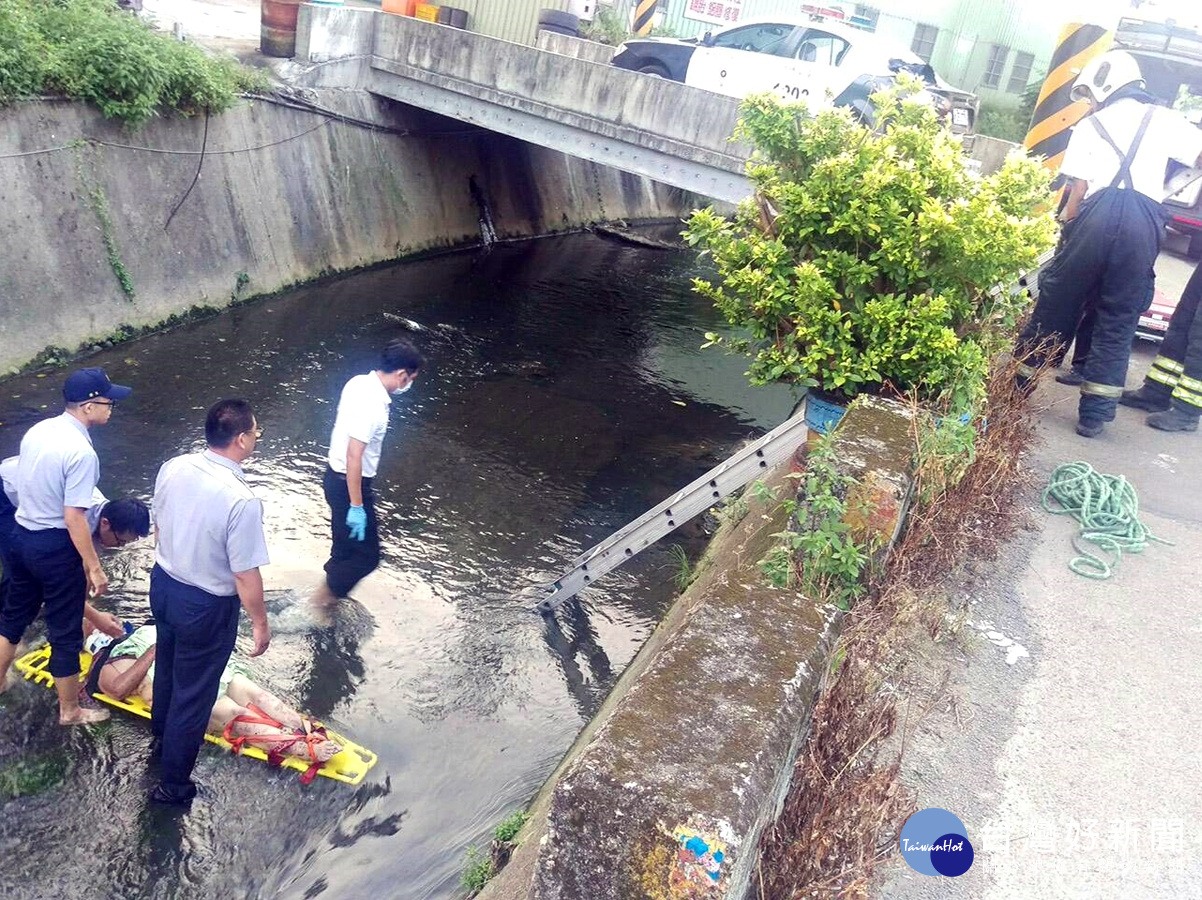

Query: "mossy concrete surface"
<box><xmin>483</xmin><ymin>397</ymin><xmax>916</xmax><ymax>900</ymax></box>
<box><xmin>0</xmin><ymin>92</ymin><xmax>690</xmax><ymax>374</ymax></box>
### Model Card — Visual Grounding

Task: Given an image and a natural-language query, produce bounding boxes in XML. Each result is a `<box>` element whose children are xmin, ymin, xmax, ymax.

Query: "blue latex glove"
<box><xmin>346</xmin><ymin>504</ymin><xmax>368</xmax><ymax>541</ymax></box>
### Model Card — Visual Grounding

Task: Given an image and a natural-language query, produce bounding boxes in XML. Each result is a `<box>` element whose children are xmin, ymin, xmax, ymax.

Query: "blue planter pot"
<box><xmin>804</xmin><ymin>393</ymin><xmax>848</xmax><ymax>435</ymax></box>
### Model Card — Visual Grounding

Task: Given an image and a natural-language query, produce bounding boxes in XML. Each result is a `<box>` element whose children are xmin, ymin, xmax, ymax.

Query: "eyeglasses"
<box><xmin>245</xmin><ymin>425</ymin><xmax>264</xmax><ymax>439</ymax></box>
<box><xmin>89</xmin><ymin>400</ymin><xmax>117</xmax><ymax>409</ymax></box>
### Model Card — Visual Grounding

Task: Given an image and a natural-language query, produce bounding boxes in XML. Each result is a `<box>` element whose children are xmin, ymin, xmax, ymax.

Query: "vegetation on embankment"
<box><xmin>0</xmin><ymin>0</ymin><xmax>266</xmax><ymax>124</ymax></box>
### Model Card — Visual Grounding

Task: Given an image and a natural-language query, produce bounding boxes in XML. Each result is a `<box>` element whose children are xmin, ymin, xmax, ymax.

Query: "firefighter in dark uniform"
<box><xmin>1016</xmin><ymin>51</ymin><xmax>1202</xmax><ymax>437</ymax></box>
<box><xmin>1120</xmin><ymin>262</ymin><xmax>1202</xmax><ymax>432</ymax></box>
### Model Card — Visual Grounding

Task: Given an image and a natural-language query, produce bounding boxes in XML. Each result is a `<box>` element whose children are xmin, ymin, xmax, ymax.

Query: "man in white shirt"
<box><xmin>312</xmin><ymin>338</ymin><xmax>423</xmax><ymax>614</ymax></box>
<box><xmin>0</xmin><ymin>367</ymin><xmax>131</xmax><ymax>725</ymax></box>
<box><xmin>1016</xmin><ymin>51</ymin><xmax>1202</xmax><ymax>437</ymax></box>
<box><xmin>149</xmin><ymin>398</ymin><xmax>271</xmax><ymax>805</ymax></box>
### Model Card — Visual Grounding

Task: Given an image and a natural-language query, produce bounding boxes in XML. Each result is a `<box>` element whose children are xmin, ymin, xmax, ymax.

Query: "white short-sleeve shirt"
<box><xmin>14</xmin><ymin>413</ymin><xmax>101</xmax><ymax>531</ymax></box>
<box><xmin>2</xmin><ymin>453</ymin><xmax>106</xmax><ymax>532</ymax></box>
<box><xmin>1062</xmin><ymin>98</ymin><xmax>1202</xmax><ymax>202</ymax></box>
<box><xmin>153</xmin><ymin>450</ymin><xmax>270</xmax><ymax>597</ymax></box>
<box><xmin>327</xmin><ymin>373</ymin><xmax>393</xmax><ymax>478</ymax></box>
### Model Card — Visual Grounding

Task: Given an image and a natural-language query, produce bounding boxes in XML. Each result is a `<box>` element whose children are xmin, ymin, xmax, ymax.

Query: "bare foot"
<box><xmin>60</xmin><ymin>706</ymin><xmax>111</xmax><ymax>726</ymax></box>
<box><xmin>313</xmin><ymin>740</ymin><xmax>343</xmax><ymax>763</ymax></box>
<box><xmin>309</xmin><ymin>582</ymin><xmax>338</xmax><ymax>628</ymax></box>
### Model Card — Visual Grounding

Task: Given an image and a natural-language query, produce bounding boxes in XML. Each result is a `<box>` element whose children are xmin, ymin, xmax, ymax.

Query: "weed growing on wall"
<box><xmin>756</xmin><ymin>442</ymin><xmax>868</xmax><ymax>610</ymax></box>
<box><xmin>73</xmin><ymin>143</ymin><xmax>135</xmax><ymax>301</ymax></box>
<box><xmin>460</xmin><ymin>809</ymin><xmax>531</xmax><ymax>896</ymax></box>
<box><xmin>0</xmin><ymin>0</ymin><xmax>267</xmax><ymax>124</ymax></box>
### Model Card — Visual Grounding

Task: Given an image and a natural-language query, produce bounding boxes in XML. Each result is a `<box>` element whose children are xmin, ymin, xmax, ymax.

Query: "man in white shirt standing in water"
<box><xmin>312</xmin><ymin>339</ymin><xmax>423</xmax><ymax>616</ymax></box>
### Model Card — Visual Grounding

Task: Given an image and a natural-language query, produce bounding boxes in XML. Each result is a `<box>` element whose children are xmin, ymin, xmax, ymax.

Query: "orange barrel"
<box><xmin>383</xmin><ymin>0</ymin><xmax>417</xmax><ymax>14</ymax></box>
<box><xmin>261</xmin><ymin>0</ymin><xmax>301</xmax><ymax>58</ymax></box>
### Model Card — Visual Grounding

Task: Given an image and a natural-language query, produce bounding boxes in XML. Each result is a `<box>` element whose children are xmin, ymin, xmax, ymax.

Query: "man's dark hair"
<box><xmin>100</xmin><ymin>498</ymin><xmax>151</xmax><ymax>537</ymax></box>
<box><xmin>380</xmin><ymin>338</ymin><xmax>424</xmax><ymax>375</ymax></box>
<box><xmin>205</xmin><ymin>398</ymin><xmax>256</xmax><ymax>449</ymax></box>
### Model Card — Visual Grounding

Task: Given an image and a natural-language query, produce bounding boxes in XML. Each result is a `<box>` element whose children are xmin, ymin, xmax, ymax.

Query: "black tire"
<box><xmin>637</xmin><ymin>62</ymin><xmax>670</xmax><ymax>78</ymax></box>
<box><xmin>538</xmin><ymin>23</ymin><xmax>579</xmax><ymax>37</ymax></box>
<box><xmin>538</xmin><ymin>9</ymin><xmax>580</xmax><ymax>30</ymax></box>
<box><xmin>1188</xmin><ymin>230</ymin><xmax>1202</xmax><ymax>261</ymax></box>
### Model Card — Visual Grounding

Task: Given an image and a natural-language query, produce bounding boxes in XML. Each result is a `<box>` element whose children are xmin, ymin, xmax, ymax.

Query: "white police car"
<box><xmin>611</xmin><ymin>17</ymin><xmax>976</xmax><ymax>132</ymax></box>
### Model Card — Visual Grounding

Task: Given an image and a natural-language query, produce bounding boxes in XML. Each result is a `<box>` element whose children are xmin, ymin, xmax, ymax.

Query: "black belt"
<box><xmin>325</xmin><ymin>467</ymin><xmax>373</xmax><ymax>486</ymax></box>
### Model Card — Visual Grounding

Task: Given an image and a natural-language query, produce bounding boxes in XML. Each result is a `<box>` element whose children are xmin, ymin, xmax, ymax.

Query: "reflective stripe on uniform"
<box><xmin>1153</xmin><ymin>355</ymin><xmax>1185</xmax><ymax>374</ymax></box>
<box><xmin>1178</xmin><ymin>374</ymin><xmax>1202</xmax><ymax>393</ymax></box>
<box><xmin>1080</xmin><ymin>381</ymin><xmax>1124</xmax><ymax>398</ymax></box>
<box><xmin>1148</xmin><ymin>366</ymin><xmax>1180</xmax><ymax>388</ymax></box>
<box><xmin>1172</xmin><ymin>384</ymin><xmax>1202</xmax><ymax>410</ymax></box>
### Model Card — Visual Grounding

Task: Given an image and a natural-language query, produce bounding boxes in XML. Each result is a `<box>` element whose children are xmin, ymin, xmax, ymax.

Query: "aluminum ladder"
<box><xmin>532</xmin><ymin>409</ymin><xmax>811</xmax><ymax>615</ymax></box>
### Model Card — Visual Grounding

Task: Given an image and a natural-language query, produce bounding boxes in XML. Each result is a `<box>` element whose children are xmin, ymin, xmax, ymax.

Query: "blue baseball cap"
<box><xmin>63</xmin><ymin>368</ymin><xmax>133</xmax><ymax>403</ymax></box>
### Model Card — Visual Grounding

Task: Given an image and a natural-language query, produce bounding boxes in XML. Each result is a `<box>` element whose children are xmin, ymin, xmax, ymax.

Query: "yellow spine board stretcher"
<box><xmin>15</xmin><ymin>646</ymin><xmax>377</xmax><ymax>786</ymax></box>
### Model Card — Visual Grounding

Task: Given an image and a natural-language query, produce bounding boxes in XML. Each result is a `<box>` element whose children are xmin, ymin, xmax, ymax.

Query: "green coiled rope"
<box><xmin>1041</xmin><ymin>462</ymin><xmax>1172</xmax><ymax>579</ymax></box>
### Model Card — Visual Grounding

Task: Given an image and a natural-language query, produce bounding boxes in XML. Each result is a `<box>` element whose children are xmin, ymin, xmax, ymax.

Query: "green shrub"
<box><xmin>0</xmin><ymin>0</ymin><xmax>266</xmax><ymax>124</ymax></box>
<box><xmin>0</xmin><ymin>0</ymin><xmax>48</xmax><ymax>102</ymax></box>
<box><xmin>977</xmin><ymin>103</ymin><xmax>1028</xmax><ymax>144</ymax></box>
<box><xmin>684</xmin><ymin>82</ymin><xmax>1056</xmax><ymax>413</ymax></box>
<box><xmin>493</xmin><ymin>809</ymin><xmax>529</xmax><ymax>843</ymax></box>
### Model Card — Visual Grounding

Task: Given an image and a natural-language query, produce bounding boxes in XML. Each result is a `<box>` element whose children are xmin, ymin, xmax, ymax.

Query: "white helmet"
<box><xmin>1070</xmin><ymin>51</ymin><xmax>1144</xmax><ymax>106</ymax></box>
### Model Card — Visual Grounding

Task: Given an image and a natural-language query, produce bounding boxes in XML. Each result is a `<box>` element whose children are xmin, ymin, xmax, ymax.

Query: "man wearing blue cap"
<box><xmin>0</xmin><ymin>367</ymin><xmax>131</xmax><ymax>725</ymax></box>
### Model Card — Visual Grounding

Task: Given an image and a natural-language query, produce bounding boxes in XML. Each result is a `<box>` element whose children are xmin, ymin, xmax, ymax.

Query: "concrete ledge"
<box><xmin>535</xmin><ymin>32</ymin><xmax>618</xmax><ymax>65</ymax></box>
<box><xmin>484</xmin><ymin>397</ymin><xmax>916</xmax><ymax>900</ymax></box>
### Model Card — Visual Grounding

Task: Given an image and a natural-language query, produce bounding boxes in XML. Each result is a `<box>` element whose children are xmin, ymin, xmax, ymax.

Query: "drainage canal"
<box><xmin>0</xmin><ymin>231</ymin><xmax>794</xmax><ymax>900</ymax></box>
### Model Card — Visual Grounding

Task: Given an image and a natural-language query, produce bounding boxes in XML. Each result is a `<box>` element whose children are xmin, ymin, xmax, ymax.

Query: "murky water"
<box><xmin>0</xmin><ymin>232</ymin><xmax>794</xmax><ymax>899</ymax></box>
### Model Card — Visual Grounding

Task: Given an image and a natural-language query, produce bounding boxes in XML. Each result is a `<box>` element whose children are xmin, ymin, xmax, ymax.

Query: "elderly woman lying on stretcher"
<box><xmin>84</xmin><ymin>625</ymin><xmax>342</xmax><ymax>764</ymax></box>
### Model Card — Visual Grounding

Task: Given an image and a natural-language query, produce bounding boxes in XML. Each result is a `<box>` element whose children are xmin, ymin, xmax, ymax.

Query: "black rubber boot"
<box><xmin>1076</xmin><ymin>418</ymin><xmax>1105</xmax><ymax>438</ymax></box>
<box><xmin>1146</xmin><ymin>405</ymin><xmax>1200</xmax><ymax>432</ymax></box>
<box><xmin>149</xmin><ymin>781</ymin><xmax>197</xmax><ymax>806</ymax></box>
<box><xmin>1120</xmin><ymin>386</ymin><xmax>1171</xmax><ymax>412</ymax></box>
<box><xmin>1056</xmin><ymin>367</ymin><xmax>1085</xmax><ymax>386</ymax></box>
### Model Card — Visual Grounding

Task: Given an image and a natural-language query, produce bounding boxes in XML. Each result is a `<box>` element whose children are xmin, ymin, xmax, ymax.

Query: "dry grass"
<box><xmin>755</xmin><ymin>358</ymin><xmax>1044</xmax><ymax>899</ymax></box>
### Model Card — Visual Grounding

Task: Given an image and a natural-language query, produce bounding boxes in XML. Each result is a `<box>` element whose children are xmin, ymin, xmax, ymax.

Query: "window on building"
<box><xmin>1007</xmin><ymin>50</ymin><xmax>1035</xmax><ymax>94</ymax></box>
<box><xmin>911</xmin><ymin>23</ymin><xmax>938</xmax><ymax>62</ymax></box>
<box><xmin>851</xmin><ymin>4</ymin><xmax>879</xmax><ymax>32</ymax></box>
<box><xmin>983</xmin><ymin>44</ymin><xmax>1010</xmax><ymax>88</ymax></box>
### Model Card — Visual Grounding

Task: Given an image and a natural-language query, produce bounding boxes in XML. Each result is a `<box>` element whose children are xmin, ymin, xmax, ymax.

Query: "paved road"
<box><xmin>875</xmin><ymin>246</ymin><xmax>1202</xmax><ymax>899</ymax></box>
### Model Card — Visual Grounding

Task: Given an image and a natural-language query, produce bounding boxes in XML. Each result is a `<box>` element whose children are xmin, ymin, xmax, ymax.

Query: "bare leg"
<box><xmin>308</xmin><ymin>580</ymin><xmax>338</xmax><ymax>626</ymax></box>
<box><xmin>56</xmin><ymin>674</ymin><xmax>109</xmax><ymax>725</ymax></box>
<box><xmin>223</xmin><ymin>673</ymin><xmax>304</xmax><ymax>729</ymax></box>
<box><xmin>0</xmin><ymin>638</ymin><xmax>16</xmax><ymax>694</ymax></box>
<box><xmin>209</xmin><ymin>696</ymin><xmax>341</xmax><ymax>762</ymax></box>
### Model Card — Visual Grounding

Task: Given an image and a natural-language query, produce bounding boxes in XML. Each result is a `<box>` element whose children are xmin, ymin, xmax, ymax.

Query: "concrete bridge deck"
<box><xmin>298</xmin><ymin>6</ymin><xmax>753</xmax><ymax>203</ymax></box>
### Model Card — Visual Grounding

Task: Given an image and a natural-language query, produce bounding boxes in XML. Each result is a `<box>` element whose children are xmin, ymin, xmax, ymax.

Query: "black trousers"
<box><xmin>1058</xmin><ymin>305</ymin><xmax>1096</xmax><ymax>371</ymax></box>
<box><xmin>322</xmin><ymin>467</ymin><xmax>380</xmax><ymax>598</ymax></box>
<box><xmin>0</xmin><ymin>525</ymin><xmax>86</xmax><ymax>678</ymax></box>
<box><xmin>1141</xmin><ymin>262</ymin><xmax>1202</xmax><ymax>412</ymax></box>
<box><xmin>1018</xmin><ymin>187</ymin><xmax>1164</xmax><ymax>422</ymax></box>
<box><xmin>0</xmin><ymin>492</ymin><xmax>15</xmax><ymax>612</ymax></box>
<box><xmin>149</xmin><ymin>564</ymin><xmax>240</xmax><ymax>792</ymax></box>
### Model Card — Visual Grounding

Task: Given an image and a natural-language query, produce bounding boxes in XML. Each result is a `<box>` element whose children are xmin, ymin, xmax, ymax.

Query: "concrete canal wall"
<box><xmin>484</xmin><ymin>397</ymin><xmax>917</xmax><ymax>900</ymax></box>
<box><xmin>0</xmin><ymin>94</ymin><xmax>692</xmax><ymax>373</ymax></box>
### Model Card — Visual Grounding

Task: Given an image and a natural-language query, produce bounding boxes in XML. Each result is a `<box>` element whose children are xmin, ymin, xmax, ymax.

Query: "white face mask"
<box><xmin>392</xmin><ymin>381</ymin><xmax>412</xmax><ymax>396</ymax></box>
